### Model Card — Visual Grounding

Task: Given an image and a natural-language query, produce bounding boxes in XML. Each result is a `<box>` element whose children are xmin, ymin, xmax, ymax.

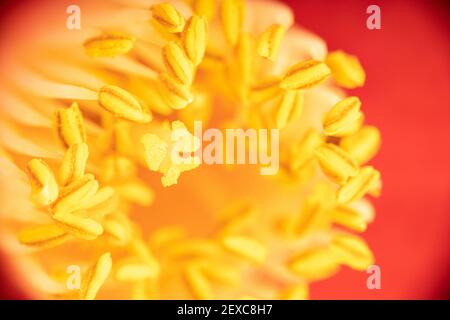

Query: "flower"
<box><xmin>0</xmin><ymin>0</ymin><xmax>381</xmax><ymax>299</ymax></box>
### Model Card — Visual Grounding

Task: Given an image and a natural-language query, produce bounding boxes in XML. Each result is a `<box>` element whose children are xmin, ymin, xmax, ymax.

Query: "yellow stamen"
<box><xmin>289</xmin><ymin>129</ymin><xmax>324</xmax><ymax>171</ymax></box>
<box><xmin>158</xmin><ymin>72</ymin><xmax>194</xmax><ymax>110</ymax></box>
<box><xmin>53</xmin><ymin>211</ymin><xmax>103</xmax><ymax>240</ymax></box>
<box><xmin>330</xmin><ymin>205</ymin><xmax>368</xmax><ymax>232</ymax></box>
<box><xmin>162</xmin><ymin>41</ymin><xmax>194</xmax><ymax>85</ymax></box>
<box><xmin>257</xmin><ymin>24</ymin><xmax>286</xmax><ymax>61</ymax></box>
<box><xmin>54</xmin><ymin>102</ymin><xmax>87</xmax><ymax>148</ymax></box>
<box><xmin>52</xmin><ymin>174</ymin><xmax>99</xmax><ymax>215</ymax></box>
<box><xmin>337</xmin><ymin>166</ymin><xmax>380</xmax><ymax>204</ymax></box>
<box><xmin>98</xmin><ymin>85</ymin><xmax>152</xmax><ymax>123</ymax></box>
<box><xmin>183</xmin><ymin>15</ymin><xmax>208</xmax><ymax>66</ymax></box>
<box><xmin>58</xmin><ymin>143</ymin><xmax>89</xmax><ymax>186</ymax></box>
<box><xmin>326</xmin><ymin>50</ymin><xmax>366</xmax><ymax>89</ymax></box>
<box><xmin>314</xmin><ymin>143</ymin><xmax>359</xmax><ymax>185</ymax></box>
<box><xmin>330</xmin><ymin>233</ymin><xmax>374</xmax><ymax>270</ymax></box>
<box><xmin>288</xmin><ymin>247</ymin><xmax>338</xmax><ymax>280</ymax></box>
<box><xmin>151</xmin><ymin>3</ymin><xmax>186</xmax><ymax>33</ymax></box>
<box><xmin>18</xmin><ymin>224</ymin><xmax>69</xmax><ymax>248</ymax></box>
<box><xmin>280</xmin><ymin>60</ymin><xmax>331</xmax><ymax>90</ymax></box>
<box><xmin>275</xmin><ymin>89</ymin><xmax>303</xmax><ymax>129</ymax></box>
<box><xmin>340</xmin><ymin>126</ymin><xmax>381</xmax><ymax>164</ymax></box>
<box><xmin>26</xmin><ymin>159</ymin><xmax>59</xmax><ymax>207</ymax></box>
<box><xmin>81</xmin><ymin>252</ymin><xmax>112</xmax><ymax>300</ymax></box>
<box><xmin>221</xmin><ymin>0</ymin><xmax>244</xmax><ymax>46</ymax></box>
<box><xmin>84</xmin><ymin>32</ymin><xmax>135</xmax><ymax>57</ymax></box>
<box><xmin>323</xmin><ymin>96</ymin><xmax>362</xmax><ymax>136</ymax></box>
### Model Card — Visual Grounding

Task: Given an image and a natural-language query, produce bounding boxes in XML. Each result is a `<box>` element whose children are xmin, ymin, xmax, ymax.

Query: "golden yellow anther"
<box><xmin>53</xmin><ymin>211</ymin><xmax>103</xmax><ymax>240</ymax></box>
<box><xmin>26</xmin><ymin>159</ymin><xmax>59</xmax><ymax>207</ymax></box>
<box><xmin>158</xmin><ymin>72</ymin><xmax>194</xmax><ymax>110</ymax></box>
<box><xmin>275</xmin><ymin>90</ymin><xmax>303</xmax><ymax>129</ymax></box>
<box><xmin>221</xmin><ymin>0</ymin><xmax>244</xmax><ymax>46</ymax></box>
<box><xmin>184</xmin><ymin>263</ymin><xmax>213</xmax><ymax>300</ymax></box>
<box><xmin>330</xmin><ymin>205</ymin><xmax>368</xmax><ymax>232</ymax></box>
<box><xmin>115</xmin><ymin>263</ymin><xmax>158</xmax><ymax>282</ymax></box>
<box><xmin>290</xmin><ymin>129</ymin><xmax>324</xmax><ymax>171</ymax></box>
<box><xmin>58</xmin><ymin>143</ymin><xmax>89</xmax><ymax>186</ymax></box>
<box><xmin>221</xmin><ymin>236</ymin><xmax>267</xmax><ymax>264</ymax></box>
<box><xmin>78</xmin><ymin>186</ymin><xmax>117</xmax><ymax>217</ymax></box>
<box><xmin>151</xmin><ymin>3</ymin><xmax>185</xmax><ymax>33</ymax></box>
<box><xmin>18</xmin><ymin>224</ymin><xmax>69</xmax><ymax>248</ymax></box>
<box><xmin>326</xmin><ymin>50</ymin><xmax>366</xmax><ymax>89</ymax></box>
<box><xmin>55</xmin><ymin>102</ymin><xmax>87</xmax><ymax>148</ymax></box>
<box><xmin>52</xmin><ymin>174</ymin><xmax>99</xmax><ymax>215</ymax></box>
<box><xmin>340</xmin><ymin>125</ymin><xmax>381</xmax><ymax>164</ymax></box>
<box><xmin>81</xmin><ymin>252</ymin><xmax>112</xmax><ymax>300</ymax></box>
<box><xmin>288</xmin><ymin>247</ymin><xmax>339</xmax><ymax>280</ymax></box>
<box><xmin>98</xmin><ymin>85</ymin><xmax>152</xmax><ymax>123</ymax></box>
<box><xmin>323</xmin><ymin>96</ymin><xmax>362</xmax><ymax>136</ymax></box>
<box><xmin>84</xmin><ymin>32</ymin><xmax>135</xmax><ymax>57</ymax></box>
<box><xmin>192</xmin><ymin>0</ymin><xmax>216</xmax><ymax>20</ymax></box>
<box><xmin>183</xmin><ymin>15</ymin><xmax>208</xmax><ymax>66</ymax></box>
<box><xmin>162</xmin><ymin>41</ymin><xmax>194</xmax><ymax>85</ymax></box>
<box><xmin>257</xmin><ymin>24</ymin><xmax>286</xmax><ymax>61</ymax></box>
<box><xmin>280</xmin><ymin>60</ymin><xmax>331</xmax><ymax>90</ymax></box>
<box><xmin>141</xmin><ymin>133</ymin><xmax>168</xmax><ymax>171</ymax></box>
<box><xmin>337</xmin><ymin>166</ymin><xmax>381</xmax><ymax>204</ymax></box>
<box><xmin>330</xmin><ymin>233</ymin><xmax>374</xmax><ymax>270</ymax></box>
<box><xmin>314</xmin><ymin>143</ymin><xmax>359</xmax><ymax>185</ymax></box>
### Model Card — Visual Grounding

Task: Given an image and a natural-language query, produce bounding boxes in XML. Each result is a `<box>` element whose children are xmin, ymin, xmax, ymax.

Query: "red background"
<box><xmin>0</xmin><ymin>0</ymin><xmax>449</xmax><ymax>299</ymax></box>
